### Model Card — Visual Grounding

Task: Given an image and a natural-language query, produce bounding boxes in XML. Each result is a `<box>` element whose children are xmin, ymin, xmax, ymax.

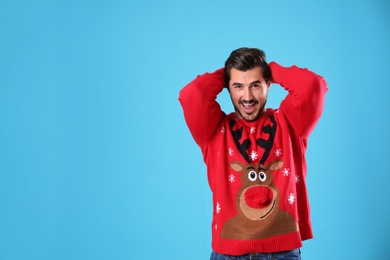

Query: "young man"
<box><xmin>179</xmin><ymin>48</ymin><xmax>327</xmax><ymax>259</ymax></box>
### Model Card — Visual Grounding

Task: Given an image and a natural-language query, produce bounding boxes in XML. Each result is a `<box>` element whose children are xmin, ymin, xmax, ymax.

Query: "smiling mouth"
<box><xmin>240</xmin><ymin>101</ymin><xmax>257</xmax><ymax>113</ymax></box>
<box><xmin>260</xmin><ymin>200</ymin><xmax>276</xmax><ymax>219</ymax></box>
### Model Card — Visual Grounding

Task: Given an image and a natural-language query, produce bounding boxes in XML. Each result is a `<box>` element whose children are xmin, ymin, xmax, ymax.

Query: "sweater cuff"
<box><xmin>213</xmin><ymin>67</ymin><xmax>225</xmax><ymax>88</ymax></box>
<box><xmin>196</xmin><ymin>67</ymin><xmax>225</xmax><ymax>90</ymax></box>
<box><xmin>269</xmin><ymin>61</ymin><xmax>285</xmax><ymax>84</ymax></box>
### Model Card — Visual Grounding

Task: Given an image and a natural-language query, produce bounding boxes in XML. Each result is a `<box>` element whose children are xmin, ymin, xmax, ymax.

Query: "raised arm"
<box><xmin>270</xmin><ymin>62</ymin><xmax>328</xmax><ymax>137</ymax></box>
<box><xmin>179</xmin><ymin>68</ymin><xmax>225</xmax><ymax>148</ymax></box>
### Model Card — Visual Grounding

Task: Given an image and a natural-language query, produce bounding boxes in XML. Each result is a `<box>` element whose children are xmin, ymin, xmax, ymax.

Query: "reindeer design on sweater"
<box><xmin>221</xmin><ymin>116</ymin><xmax>298</xmax><ymax>240</ymax></box>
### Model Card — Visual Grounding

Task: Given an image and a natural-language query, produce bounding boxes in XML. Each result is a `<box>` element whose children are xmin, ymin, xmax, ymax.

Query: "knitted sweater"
<box><xmin>179</xmin><ymin>62</ymin><xmax>327</xmax><ymax>255</ymax></box>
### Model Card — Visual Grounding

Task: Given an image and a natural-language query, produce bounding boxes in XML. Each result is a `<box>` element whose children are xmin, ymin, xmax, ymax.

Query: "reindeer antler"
<box><xmin>229</xmin><ymin>115</ymin><xmax>277</xmax><ymax>164</ymax></box>
<box><xmin>229</xmin><ymin>119</ymin><xmax>252</xmax><ymax>163</ymax></box>
<box><xmin>256</xmin><ymin>115</ymin><xmax>277</xmax><ymax>164</ymax></box>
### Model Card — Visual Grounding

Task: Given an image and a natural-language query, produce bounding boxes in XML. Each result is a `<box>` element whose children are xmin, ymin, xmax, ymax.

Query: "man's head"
<box><xmin>224</xmin><ymin>48</ymin><xmax>272</xmax><ymax>122</ymax></box>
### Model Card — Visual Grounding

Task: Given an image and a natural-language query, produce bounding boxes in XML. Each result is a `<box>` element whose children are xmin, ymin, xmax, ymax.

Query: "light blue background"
<box><xmin>1</xmin><ymin>0</ymin><xmax>389</xmax><ymax>259</ymax></box>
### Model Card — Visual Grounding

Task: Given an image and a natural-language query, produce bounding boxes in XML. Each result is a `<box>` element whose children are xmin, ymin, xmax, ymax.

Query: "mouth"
<box><xmin>240</xmin><ymin>101</ymin><xmax>257</xmax><ymax>114</ymax></box>
<box><xmin>260</xmin><ymin>200</ymin><xmax>276</xmax><ymax>219</ymax></box>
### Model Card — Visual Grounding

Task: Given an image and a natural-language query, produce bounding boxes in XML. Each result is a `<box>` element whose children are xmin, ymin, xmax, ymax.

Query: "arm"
<box><xmin>178</xmin><ymin>68</ymin><xmax>225</xmax><ymax>148</ymax></box>
<box><xmin>270</xmin><ymin>62</ymin><xmax>328</xmax><ymax>137</ymax></box>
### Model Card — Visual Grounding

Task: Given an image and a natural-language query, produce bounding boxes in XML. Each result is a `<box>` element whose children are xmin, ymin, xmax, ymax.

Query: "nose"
<box><xmin>245</xmin><ymin>186</ymin><xmax>273</xmax><ymax>209</ymax></box>
<box><xmin>243</xmin><ymin>87</ymin><xmax>254</xmax><ymax>101</ymax></box>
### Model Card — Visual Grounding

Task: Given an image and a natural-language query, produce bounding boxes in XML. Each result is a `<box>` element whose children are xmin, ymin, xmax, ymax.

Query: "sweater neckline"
<box><xmin>227</xmin><ymin>108</ymin><xmax>275</xmax><ymax>127</ymax></box>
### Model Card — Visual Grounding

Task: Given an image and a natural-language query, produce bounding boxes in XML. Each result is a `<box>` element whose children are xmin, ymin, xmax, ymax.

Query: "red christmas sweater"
<box><xmin>179</xmin><ymin>62</ymin><xmax>327</xmax><ymax>255</ymax></box>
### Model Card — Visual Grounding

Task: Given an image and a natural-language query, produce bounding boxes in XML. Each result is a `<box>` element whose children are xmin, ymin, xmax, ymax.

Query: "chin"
<box><xmin>234</xmin><ymin>106</ymin><xmax>261</xmax><ymax>121</ymax></box>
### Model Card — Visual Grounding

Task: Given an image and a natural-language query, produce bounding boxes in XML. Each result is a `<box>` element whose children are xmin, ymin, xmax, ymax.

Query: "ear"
<box><xmin>266</xmin><ymin>81</ymin><xmax>271</xmax><ymax>90</ymax></box>
<box><xmin>230</xmin><ymin>162</ymin><xmax>244</xmax><ymax>172</ymax></box>
<box><xmin>269</xmin><ymin>160</ymin><xmax>283</xmax><ymax>171</ymax></box>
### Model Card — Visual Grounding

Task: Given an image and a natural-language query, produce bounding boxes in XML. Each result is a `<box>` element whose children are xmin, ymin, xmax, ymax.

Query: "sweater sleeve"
<box><xmin>270</xmin><ymin>62</ymin><xmax>328</xmax><ymax>137</ymax></box>
<box><xmin>178</xmin><ymin>68</ymin><xmax>225</xmax><ymax>148</ymax></box>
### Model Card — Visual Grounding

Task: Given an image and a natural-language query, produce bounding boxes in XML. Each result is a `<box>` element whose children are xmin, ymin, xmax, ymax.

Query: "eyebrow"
<box><xmin>250</xmin><ymin>80</ymin><xmax>262</xmax><ymax>85</ymax></box>
<box><xmin>232</xmin><ymin>80</ymin><xmax>262</xmax><ymax>86</ymax></box>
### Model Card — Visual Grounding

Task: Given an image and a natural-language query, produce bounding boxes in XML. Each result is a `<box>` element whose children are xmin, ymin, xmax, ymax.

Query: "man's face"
<box><xmin>228</xmin><ymin>67</ymin><xmax>271</xmax><ymax>122</ymax></box>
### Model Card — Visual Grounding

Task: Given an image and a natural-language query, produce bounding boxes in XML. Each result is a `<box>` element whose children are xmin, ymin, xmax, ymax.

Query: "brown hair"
<box><xmin>224</xmin><ymin>47</ymin><xmax>271</xmax><ymax>88</ymax></box>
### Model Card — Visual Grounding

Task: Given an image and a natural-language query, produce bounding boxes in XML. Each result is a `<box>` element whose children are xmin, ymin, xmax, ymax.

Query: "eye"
<box><xmin>248</xmin><ymin>171</ymin><xmax>257</xmax><ymax>182</ymax></box>
<box><xmin>259</xmin><ymin>171</ymin><xmax>267</xmax><ymax>182</ymax></box>
<box><xmin>251</xmin><ymin>84</ymin><xmax>260</xmax><ymax>89</ymax></box>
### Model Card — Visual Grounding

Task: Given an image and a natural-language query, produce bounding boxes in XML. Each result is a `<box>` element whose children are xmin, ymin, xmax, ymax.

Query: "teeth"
<box><xmin>242</xmin><ymin>102</ymin><xmax>254</xmax><ymax>108</ymax></box>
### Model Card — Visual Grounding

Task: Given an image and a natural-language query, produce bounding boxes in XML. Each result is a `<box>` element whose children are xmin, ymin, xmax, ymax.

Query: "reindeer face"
<box><xmin>231</xmin><ymin>160</ymin><xmax>283</xmax><ymax>221</ymax></box>
<box><xmin>221</xmin><ymin>117</ymin><xmax>298</xmax><ymax>239</ymax></box>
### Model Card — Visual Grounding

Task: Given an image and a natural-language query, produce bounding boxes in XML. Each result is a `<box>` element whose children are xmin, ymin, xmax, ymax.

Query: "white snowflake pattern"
<box><xmin>282</xmin><ymin>168</ymin><xmax>290</xmax><ymax>176</ymax></box>
<box><xmin>228</xmin><ymin>174</ymin><xmax>235</xmax><ymax>183</ymax></box>
<box><xmin>275</xmin><ymin>109</ymin><xmax>280</xmax><ymax>113</ymax></box>
<box><xmin>275</xmin><ymin>149</ymin><xmax>282</xmax><ymax>157</ymax></box>
<box><xmin>228</xmin><ymin>148</ymin><xmax>234</xmax><ymax>156</ymax></box>
<box><xmin>250</xmin><ymin>127</ymin><xmax>256</xmax><ymax>133</ymax></box>
<box><xmin>220</xmin><ymin>127</ymin><xmax>225</xmax><ymax>134</ymax></box>
<box><xmin>295</xmin><ymin>175</ymin><xmax>300</xmax><ymax>183</ymax></box>
<box><xmin>250</xmin><ymin>151</ymin><xmax>258</xmax><ymax>161</ymax></box>
<box><xmin>216</xmin><ymin>202</ymin><xmax>221</xmax><ymax>213</ymax></box>
<box><xmin>288</xmin><ymin>193</ymin><xmax>295</xmax><ymax>205</ymax></box>
<box><xmin>214</xmin><ymin>224</ymin><xmax>218</xmax><ymax>230</ymax></box>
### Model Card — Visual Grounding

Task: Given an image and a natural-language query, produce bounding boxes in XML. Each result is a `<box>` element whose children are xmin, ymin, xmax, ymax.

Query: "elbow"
<box><xmin>178</xmin><ymin>83</ymin><xmax>193</xmax><ymax>107</ymax></box>
<box><xmin>318</xmin><ymin>75</ymin><xmax>328</xmax><ymax>93</ymax></box>
<box><xmin>310</xmin><ymin>74</ymin><xmax>328</xmax><ymax>98</ymax></box>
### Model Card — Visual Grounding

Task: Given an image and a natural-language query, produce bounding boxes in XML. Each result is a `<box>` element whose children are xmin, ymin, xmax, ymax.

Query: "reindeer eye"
<box><xmin>259</xmin><ymin>171</ymin><xmax>267</xmax><ymax>182</ymax></box>
<box><xmin>248</xmin><ymin>171</ymin><xmax>257</xmax><ymax>181</ymax></box>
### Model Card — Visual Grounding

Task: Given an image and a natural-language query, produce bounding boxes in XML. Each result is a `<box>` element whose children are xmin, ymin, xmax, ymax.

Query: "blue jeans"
<box><xmin>210</xmin><ymin>249</ymin><xmax>301</xmax><ymax>260</ymax></box>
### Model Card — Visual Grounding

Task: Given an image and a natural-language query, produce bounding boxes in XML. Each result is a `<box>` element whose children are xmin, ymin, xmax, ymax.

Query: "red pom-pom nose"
<box><xmin>245</xmin><ymin>186</ymin><xmax>273</xmax><ymax>209</ymax></box>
